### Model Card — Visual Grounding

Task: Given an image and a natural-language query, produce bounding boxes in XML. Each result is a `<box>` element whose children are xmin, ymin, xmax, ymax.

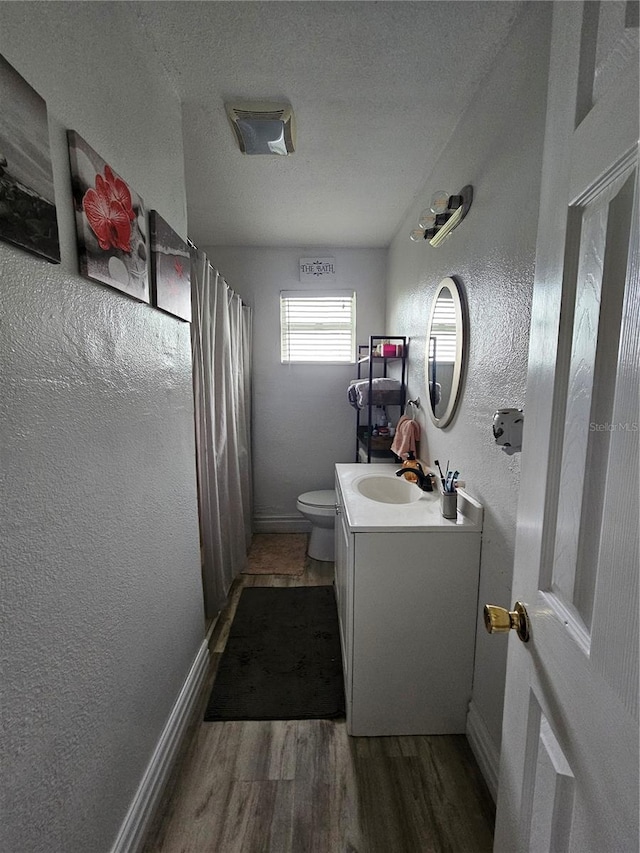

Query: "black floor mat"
<box><xmin>204</xmin><ymin>586</ymin><xmax>346</xmax><ymax>721</ymax></box>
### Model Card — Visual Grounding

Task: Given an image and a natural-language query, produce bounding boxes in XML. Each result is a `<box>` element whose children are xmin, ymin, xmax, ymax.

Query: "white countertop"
<box><xmin>335</xmin><ymin>463</ymin><xmax>483</xmax><ymax>532</ymax></box>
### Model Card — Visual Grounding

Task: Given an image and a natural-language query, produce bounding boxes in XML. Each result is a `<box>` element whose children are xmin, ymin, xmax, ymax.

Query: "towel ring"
<box><xmin>405</xmin><ymin>398</ymin><xmax>420</xmax><ymax>420</ymax></box>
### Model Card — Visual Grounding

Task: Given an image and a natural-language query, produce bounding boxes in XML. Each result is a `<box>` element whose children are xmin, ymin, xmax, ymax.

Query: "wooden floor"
<box><xmin>143</xmin><ymin>556</ymin><xmax>495</xmax><ymax>853</ymax></box>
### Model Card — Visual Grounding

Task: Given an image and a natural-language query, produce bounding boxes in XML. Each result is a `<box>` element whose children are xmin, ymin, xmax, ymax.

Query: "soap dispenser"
<box><xmin>401</xmin><ymin>450</ymin><xmax>422</xmax><ymax>483</ymax></box>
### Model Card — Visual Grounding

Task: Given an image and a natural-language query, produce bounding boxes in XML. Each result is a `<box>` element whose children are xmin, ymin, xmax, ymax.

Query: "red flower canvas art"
<box><xmin>67</xmin><ymin>131</ymin><xmax>149</xmax><ymax>302</ymax></box>
<box><xmin>83</xmin><ymin>165</ymin><xmax>135</xmax><ymax>252</ymax></box>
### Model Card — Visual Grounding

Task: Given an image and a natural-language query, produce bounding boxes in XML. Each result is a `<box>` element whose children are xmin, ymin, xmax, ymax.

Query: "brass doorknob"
<box><xmin>483</xmin><ymin>601</ymin><xmax>531</xmax><ymax>643</ymax></box>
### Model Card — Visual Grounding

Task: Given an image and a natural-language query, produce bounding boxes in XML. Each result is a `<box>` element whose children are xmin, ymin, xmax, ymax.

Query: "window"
<box><xmin>430</xmin><ymin>290</ymin><xmax>457</xmax><ymax>362</ymax></box>
<box><xmin>280</xmin><ymin>290</ymin><xmax>356</xmax><ymax>363</ymax></box>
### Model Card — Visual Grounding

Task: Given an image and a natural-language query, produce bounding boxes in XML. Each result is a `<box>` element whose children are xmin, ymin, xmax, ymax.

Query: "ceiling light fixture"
<box><xmin>409</xmin><ymin>185</ymin><xmax>473</xmax><ymax>246</ymax></box>
<box><xmin>225</xmin><ymin>101</ymin><xmax>295</xmax><ymax>155</ymax></box>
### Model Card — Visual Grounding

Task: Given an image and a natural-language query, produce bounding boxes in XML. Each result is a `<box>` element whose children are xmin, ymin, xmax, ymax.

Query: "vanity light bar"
<box><xmin>429</xmin><ymin>206</ymin><xmax>465</xmax><ymax>246</ymax></box>
<box><xmin>409</xmin><ymin>185</ymin><xmax>473</xmax><ymax>247</ymax></box>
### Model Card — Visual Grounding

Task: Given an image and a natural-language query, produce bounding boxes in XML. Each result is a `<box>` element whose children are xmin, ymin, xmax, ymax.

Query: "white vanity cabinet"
<box><xmin>334</xmin><ymin>464</ymin><xmax>483</xmax><ymax>737</ymax></box>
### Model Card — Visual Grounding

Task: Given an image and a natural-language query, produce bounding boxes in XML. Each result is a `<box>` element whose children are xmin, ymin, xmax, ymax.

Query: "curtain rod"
<box><xmin>188</xmin><ymin>238</ymin><xmax>246</xmax><ymax>306</ymax></box>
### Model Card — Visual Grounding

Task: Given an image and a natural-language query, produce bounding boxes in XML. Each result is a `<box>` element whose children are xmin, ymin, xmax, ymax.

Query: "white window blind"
<box><xmin>280</xmin><ymin>290</ymin><xmax>356</xmax><ymax>363</ymax></box>
<box><xmin>431</xmin><ymin>294</ymin><xmax>457</xmax><ymax>363</ymax></box>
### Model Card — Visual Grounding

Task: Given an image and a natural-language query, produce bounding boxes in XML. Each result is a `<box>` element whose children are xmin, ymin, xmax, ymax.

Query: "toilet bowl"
<box><xmin>296</xmin><ymin>489</ymin><xmax>336</xmax><ymax>562</ymax></box>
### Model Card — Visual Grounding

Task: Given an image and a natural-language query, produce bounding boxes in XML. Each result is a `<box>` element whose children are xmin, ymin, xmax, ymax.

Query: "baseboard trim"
<box><xmin>253</xmin><ymin>514</ymin><xmax>311</xmax><ymax>534</ymax></box>
<box><xmin>466</xmin><ymin>700</ymin><xmax>500</xmax><ymax>802</ymax></box>
<box><xmin>111</xmin><ymin>639</ymin><xmax>210</xmax><ymax>853</ymax></box>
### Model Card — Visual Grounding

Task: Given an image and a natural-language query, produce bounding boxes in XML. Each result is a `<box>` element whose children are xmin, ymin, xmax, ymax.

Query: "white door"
<box><xmin>493</xmin><ymin>3</ymin><xmax>639</xmax><ymax>851</ymax></box>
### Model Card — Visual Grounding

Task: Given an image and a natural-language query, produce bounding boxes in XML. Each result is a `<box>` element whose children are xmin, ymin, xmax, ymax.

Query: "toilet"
<box><xmin>296</xmin><ymin>490</ymin><xmax>336</xmax><ymax>562</ymax></box>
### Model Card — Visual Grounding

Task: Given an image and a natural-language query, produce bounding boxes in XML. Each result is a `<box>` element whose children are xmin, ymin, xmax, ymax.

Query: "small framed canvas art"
<box><xmin>0</xmin><ymin>54</ymin><xmax>60</xmax><ymax>263</ymax></box>
<box><xmin>149</xmin><ymin>210</ymin><xmax>191</xmax><ymax>322</ymax></box>
<box><xmin>67</xmin><ymin>130</ymin><xmax>149</xmax><ymax>303</ymax></box>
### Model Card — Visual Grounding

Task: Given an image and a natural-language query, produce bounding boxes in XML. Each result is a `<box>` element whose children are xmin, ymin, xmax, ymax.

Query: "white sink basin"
<box><xmin>354</xmin><ymin>474</ymin><xmax>422</xmax><ymax>504</ymax></box>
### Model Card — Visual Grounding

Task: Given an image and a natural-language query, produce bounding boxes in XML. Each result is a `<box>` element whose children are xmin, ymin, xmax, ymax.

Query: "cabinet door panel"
<box><xmin>350</xmin><ymin>531</ymin><xmax>481</xmax><ymax>736</ymax></box>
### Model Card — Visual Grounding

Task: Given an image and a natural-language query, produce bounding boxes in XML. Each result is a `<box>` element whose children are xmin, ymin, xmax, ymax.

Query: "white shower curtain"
<box><xmin>191</xmin><ymin>247</ymin><xmax>252</xmax><ymax>617</ymax></box>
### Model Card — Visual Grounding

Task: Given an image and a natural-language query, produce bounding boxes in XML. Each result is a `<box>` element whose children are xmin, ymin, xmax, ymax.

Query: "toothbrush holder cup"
<box><xmin>441</xmin><ymin>491</ymin><xmax>458</xmax><ymax>520</ymax></box>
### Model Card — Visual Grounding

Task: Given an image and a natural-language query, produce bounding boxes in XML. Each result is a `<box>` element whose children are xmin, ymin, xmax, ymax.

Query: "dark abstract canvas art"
<box><xmin>67</xmin><ymin>130</ymin><xmax>149</xmax><ymax>303</ymax></box>
<box><xmin>0</xmin><ymin>54</ymin><xmax>60</xmax><ymax>263</ymax></box>
<box><xmin>149</xmin><ymin>210</ymin><xmax>191</xmax><ymax>322</ymax></box>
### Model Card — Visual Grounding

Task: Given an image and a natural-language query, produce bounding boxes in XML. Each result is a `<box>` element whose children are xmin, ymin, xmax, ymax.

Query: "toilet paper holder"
<box><xmin>492</xmin><ymin>408</ymin><xmax>524</xmax><ymax>455</ymax></box>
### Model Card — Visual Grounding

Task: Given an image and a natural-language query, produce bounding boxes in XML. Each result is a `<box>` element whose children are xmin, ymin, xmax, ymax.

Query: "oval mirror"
<box><xmin>426</xmin><ymin>277</ymin><xmax>465</xmax><ymax>428</ymax></box>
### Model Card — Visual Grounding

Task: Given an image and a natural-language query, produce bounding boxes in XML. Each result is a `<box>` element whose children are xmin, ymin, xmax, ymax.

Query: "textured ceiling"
<box><xmin>132</xmin><ymin>1</ymin><xmax>522</xmax><ymax>248</ymax></box>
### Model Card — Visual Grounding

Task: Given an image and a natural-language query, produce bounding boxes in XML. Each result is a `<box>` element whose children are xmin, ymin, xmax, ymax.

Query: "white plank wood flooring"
<box><xmin>143</xmin><ymin>556</ymin><xmax>495</xmax><ymax>853</ymax></box>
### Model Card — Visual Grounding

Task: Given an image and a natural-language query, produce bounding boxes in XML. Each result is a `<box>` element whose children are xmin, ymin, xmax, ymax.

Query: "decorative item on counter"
<box><xmin>401</xmin><ymin>450</ymin><xmax>421</xmax><ymax>483</ymax></box>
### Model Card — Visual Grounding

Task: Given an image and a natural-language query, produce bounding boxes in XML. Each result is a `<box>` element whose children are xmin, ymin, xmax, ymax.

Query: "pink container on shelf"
<box><xmin>382</xmin><ymin>343</ymin><xmax>403</xmax><ymax>357</ymax></box>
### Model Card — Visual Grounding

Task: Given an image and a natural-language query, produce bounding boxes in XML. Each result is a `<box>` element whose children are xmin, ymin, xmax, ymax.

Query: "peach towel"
<box><xmin>390</xmin><ymin>415</ymin><xmax>421</xmax><ymax>459</ymax></box>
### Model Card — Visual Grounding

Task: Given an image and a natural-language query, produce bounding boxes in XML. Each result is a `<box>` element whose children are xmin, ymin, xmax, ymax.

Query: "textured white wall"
<box><xmin>386</xmin><ymin>4</ymin><xmax>552</xmax><ymax>755</ymax></box>
<box><xmin>207</xmin><ymin>247</ymin><xmax>386</xmax><ymax>524</ymax></box>
<box><xmin>0</xmin><ymin>5</ymin><xmax>204</xmax><ymax>852</ymax></box>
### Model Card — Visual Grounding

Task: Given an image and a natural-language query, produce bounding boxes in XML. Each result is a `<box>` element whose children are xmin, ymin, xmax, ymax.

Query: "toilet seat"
<box><xmin>297</xmin><ymin>489</ymin><xmax>336</xmax><ymax>510</ymax></box>
<box><xmin>297</xmin><ymin>490</ymin><xmax>336</xmax><ymax>518</ymax></box>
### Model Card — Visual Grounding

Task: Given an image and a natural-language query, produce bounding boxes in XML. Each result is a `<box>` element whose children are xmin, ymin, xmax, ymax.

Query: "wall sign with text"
<box><xmin>299</xmin><ymin>257</ymin><xmax>336</xmax><ymax>281</ymax></box>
